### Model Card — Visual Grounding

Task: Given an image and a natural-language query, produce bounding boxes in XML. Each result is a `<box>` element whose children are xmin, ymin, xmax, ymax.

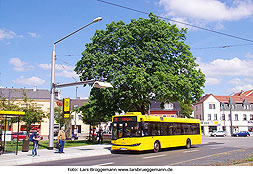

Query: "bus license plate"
<box><xmin>120</xmin><ymin>148</ymin><xmax>127</xmax><ymax>150</ymax></box>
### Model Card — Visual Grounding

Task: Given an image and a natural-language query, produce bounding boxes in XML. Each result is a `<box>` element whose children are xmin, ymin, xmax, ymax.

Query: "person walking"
<box><xmin>97</xmin><ymin>126</ymin><xmax>103</xmax><ymax>144</ymax></box>
<box><xmin>31</xmin><ymin>129</ymin><xmax>40</xmax><ymax>157</ymax></box>
<box><xmin>57</xmin><ymin>127</ymin><xmax>66</xmax><ymax>153</ymax></box>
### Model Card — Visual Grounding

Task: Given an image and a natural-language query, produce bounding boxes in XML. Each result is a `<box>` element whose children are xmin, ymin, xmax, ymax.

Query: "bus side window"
<box><xmin>143</xmin><ymin>123</ymin><xmax>149</xmax><ymax>136</ymax></box>
<box><xmin>152</xmin><ymin>123</ymin><xmax>157</xmax><ymax>136</ymax></box>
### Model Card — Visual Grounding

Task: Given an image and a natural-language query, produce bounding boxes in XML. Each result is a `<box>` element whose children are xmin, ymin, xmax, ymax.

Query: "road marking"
<box><xmin>210</xmin><ymin>147</ymin><xmax>224</xmax><ymax>150</ymax></box>
<box><xmin>183</xmin><ymin>150</ymin><xmax>199</xmax><ymax>153</ymax></box>
<box><xmin>94</xmin><ymin>162</ymin><xmax>115</xmax><ymax>166</ymax></box>
<box><xmin>143</xmin><ymin>154</ymin><xmax>166</xmax><ymax>159</ymax></box>
<box><xmin>167</xmin><ymin>149</ymin><xmax>244</xmax><ymax>166</ymax></box>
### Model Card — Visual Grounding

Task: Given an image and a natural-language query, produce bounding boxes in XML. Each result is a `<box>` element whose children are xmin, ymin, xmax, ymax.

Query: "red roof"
<box><xmin>233</xmin><ymin>89</ymin><xmax>253</xmax><ymax>96</ymax></box>
<box><xmin>195</xmin><ymin>94</ymin><xmax>253</xmax><ymax>104</ymax></box>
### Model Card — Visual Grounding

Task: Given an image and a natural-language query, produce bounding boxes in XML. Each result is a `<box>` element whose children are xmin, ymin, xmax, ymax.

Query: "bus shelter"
<box><xmin>0</xmin><ymin>111</ymin><xmax>25</xmax><ymax>155</ymax></box>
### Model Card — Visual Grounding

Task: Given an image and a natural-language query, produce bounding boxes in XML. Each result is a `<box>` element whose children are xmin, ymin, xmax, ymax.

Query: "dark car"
<box><xmin>232</xmin><ymin>131</ymin><xmax>250</xmax><ymax>137</ymax></box>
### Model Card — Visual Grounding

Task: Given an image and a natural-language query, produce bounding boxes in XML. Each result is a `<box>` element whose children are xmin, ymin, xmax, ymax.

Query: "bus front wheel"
<box><xmin>154</xmin><ymin>141</ymin><xmax>160</xmax><ymax>153</ymax></box>
<box><xmin>186</xmin><ymin>139</ymin><xmax>191</xmax><ymax>149</ymax></box>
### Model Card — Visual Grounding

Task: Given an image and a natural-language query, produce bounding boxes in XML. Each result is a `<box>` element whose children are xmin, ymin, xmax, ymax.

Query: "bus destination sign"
<box><xmin>113</xmin><ymin>116</ymin><xmax>137</xmax><ymax>122</ymax></box>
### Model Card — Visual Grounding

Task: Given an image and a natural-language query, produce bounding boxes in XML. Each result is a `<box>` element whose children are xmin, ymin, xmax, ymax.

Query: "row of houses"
<box><xmin>194</xmin><ymin>90</ymin><xmax>253</xmax><ymax>135</ymax></box>
<box><xmin>0</xmin><ymin>87</ymin><xmax>89</xmax><ymax>139</ymax></box>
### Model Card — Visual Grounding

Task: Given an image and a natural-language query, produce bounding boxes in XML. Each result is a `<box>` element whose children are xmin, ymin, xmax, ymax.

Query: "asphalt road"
<box><xmin>27</xmin><ymin>136</ymin><xmax>253</xmax><ymax>166</ymax></box>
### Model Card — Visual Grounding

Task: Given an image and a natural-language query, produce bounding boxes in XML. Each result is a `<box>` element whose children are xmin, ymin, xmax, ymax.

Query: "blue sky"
<box><xmin>1</xmin><ymin>0</ymin><xmax>253</xmax><ymax>99</ymax></box>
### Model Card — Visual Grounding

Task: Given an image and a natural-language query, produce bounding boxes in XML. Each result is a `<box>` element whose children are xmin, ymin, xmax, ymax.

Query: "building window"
<box><xmin>209</xmin><ymin>104</ymin><xmax>215</xmax><ymax>109</ymax></box>
<box><xmin>196</xmin><ymin>106</ymin><xmax>198</xmax><ymax>111</ymax></box>
<box><xmin>243</xmin><ymin>114</ymin><xmax>247</xmax><ymax>121</ymax></box>
<box><xmin>228</xmin><ymin>114</ymin><xmax>231</xmax><ymax>120</ymax></box>
<box><xmin>221</xmin><ymin>114</ymin><xmax>225</xmax><ymax>121</ymax></box>
<box><xmin>235</xmin><ymin>114</ymin><xmax>239</xmax><ymax>121</ymax></box>
<box><xmin>221</xmin><ymin>104</ymin><xmax>225</xmax><ymax>109</ymax></box>
<box><xmin>208</xmin><ymin>114</ymin><xmax>211</xmax><ymax>120</ymax></box>
<box><xmin>214</xmin><ymin>114</ymin><xmax>217</xmax><ymax>120</ymax></box>
<box><xmin>250</xmin><ymin>114</ymin><xmax>253</xmax><ymax>120</ymax></box>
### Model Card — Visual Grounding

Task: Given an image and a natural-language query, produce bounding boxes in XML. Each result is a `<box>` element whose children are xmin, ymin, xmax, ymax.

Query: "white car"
<box><xmin>211</xmin><ymin>131</ymin><xmax>226</xmax><ymax>137</ymax></box>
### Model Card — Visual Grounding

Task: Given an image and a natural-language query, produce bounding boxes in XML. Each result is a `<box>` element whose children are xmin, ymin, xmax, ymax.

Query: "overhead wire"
<box><xmin>192</xmin><ymin>43</ymin><xmax>253</xmax><ymax>50</ymax></box>
<box><xmin>55</xmin><ymin>57</ymin><xmax>78</xmax><ymax>82</ymax></box>
<box><xmin>97</xmin><ymin>0</ymin><xmax>253</xmax><ymax>43</ymax></box>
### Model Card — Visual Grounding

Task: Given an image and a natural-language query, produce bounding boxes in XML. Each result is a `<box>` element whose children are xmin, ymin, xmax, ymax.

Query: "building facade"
<box><xmin>0</xmin><ymin>87</ymin><xmax>89</xmax><ymax>139</ymax></box>
<box><xmin>149</xmin><ymin>101</ymin><xmax>181</xmax><ymax>117</ymax></box>
<box><xmin>194</xmin><ymin>93</ymin><xmax>253</xmax><ymax>135</ymax></box>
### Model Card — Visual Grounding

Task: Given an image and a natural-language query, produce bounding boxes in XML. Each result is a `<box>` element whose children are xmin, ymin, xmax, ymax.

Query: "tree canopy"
<box><xmin>75</xmin><ymin>13</ymin><xmax>205</xmax><ymax>114</ymax></box>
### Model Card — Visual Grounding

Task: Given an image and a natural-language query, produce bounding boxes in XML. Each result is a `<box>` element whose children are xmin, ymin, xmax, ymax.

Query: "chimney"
<box><xmin>33</xmin><ymin>86</ymin><xmax>37</xmax><ymax>92</ymax></box>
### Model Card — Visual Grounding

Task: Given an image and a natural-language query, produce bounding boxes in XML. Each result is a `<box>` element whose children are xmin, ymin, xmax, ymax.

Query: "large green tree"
<box><xmin>75</xmin><ymin>13</ymin><xmax>205</xmax><ymax>114</ymax></box>
<box><xmin>78</xmin><ymin>88</ymin><xmax>116</xmax><ymax>141</ymax></box>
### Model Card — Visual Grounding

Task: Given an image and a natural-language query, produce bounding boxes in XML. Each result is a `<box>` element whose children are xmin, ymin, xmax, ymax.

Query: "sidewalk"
<box><xmin>0</xmin><ymin>144</ymin><xmax>111</xmax><ymax>166</ymax></box>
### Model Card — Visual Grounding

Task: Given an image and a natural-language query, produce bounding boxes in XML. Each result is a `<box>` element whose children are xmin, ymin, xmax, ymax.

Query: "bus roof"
<box><xmin>113</xmin><ymin>112</ymin><xmax>200</xmax><ymax>123</ymax></box>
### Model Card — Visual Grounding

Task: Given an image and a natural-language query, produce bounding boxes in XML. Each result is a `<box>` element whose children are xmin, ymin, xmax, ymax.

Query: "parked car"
<box><xmin>232</xmin><ymin>131</ymin><xmax>250</xmax><ymax>137</ymax></box>
<box><xmin>210</xmin><ymin>131</ymin><xmax>226</xmax><ymax>137</ymax></box>
<box><xmin>12</xmin><ymin>132</ymin><xmax>27</xmax><ymax>141</ymax></box>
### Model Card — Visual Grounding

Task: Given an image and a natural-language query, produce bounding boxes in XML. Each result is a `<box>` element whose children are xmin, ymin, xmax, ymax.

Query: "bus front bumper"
<box><xmin>111</xmin><ymin>143</ymin><xmax>142</xmax><ymax>151</ymax></box>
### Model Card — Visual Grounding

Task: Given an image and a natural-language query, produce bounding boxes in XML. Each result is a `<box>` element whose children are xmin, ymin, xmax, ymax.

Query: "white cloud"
<box><xmin>0</xmin><ymin>28</ymin><xmax>23</xmax><ymax>40</ymax></box>
<box><xmin>197</xmin><ymin>57</ymin><xmax>253</xmax><ymax>77</ymax></box>
<box><xmin>9</xmin><ymin>57</ymin><xmax>34</xmax><ymax>72</ymax></box>
<box><xmin>56</xmin><ymin>70</ymin><xmax>79</xmax><ymax>79</ymax></box>
<box><xmin>13</xmin><ymin>76</ymin><xmax>45</xmax><ymax>86</ymax></box>
<box><xmin>39</xmin><ymin>63</ymin><xmax>78</xmax><ymax>79</ymax></box>
<box><xmin>9</xmin><ymin>57</ymin><xmax>25</xmax><ymax>71</ymax></box>
<box><xmin>205</xmin><ymin>77</ymin><xmax>221</xmax><ymax>86</ymax></box>
<box><xmin>159</xmin><ymin>0</ymin><xmax>253</xmax><ymax>24</ymax></box>
<box><xmin>227</xmin><ymin>78</ymin><xmax>253</xmax><ymax>94</ymax></box>
<box><xmin>27</xmin><ymin>32</ymin><xmax>40</xmax><ymax>38</ymax></box>
<box><xmin>39</xmin><ymin>64</ymin><xmax>74</xmax><ymax>71</ymax></box>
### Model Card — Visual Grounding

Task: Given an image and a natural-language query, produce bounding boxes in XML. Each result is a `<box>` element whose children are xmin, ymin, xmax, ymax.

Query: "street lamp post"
<box><xmin>48</xmin><ymin>17</ymin><xmax>102</xmax><ymax>150</ymax></box>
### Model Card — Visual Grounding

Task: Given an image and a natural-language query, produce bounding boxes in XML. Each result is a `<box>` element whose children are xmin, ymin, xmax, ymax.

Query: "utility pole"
<box><xmin>229</xmin><ymin>96</ymin><xmax>233</xmax><ymax>136</ymax></box>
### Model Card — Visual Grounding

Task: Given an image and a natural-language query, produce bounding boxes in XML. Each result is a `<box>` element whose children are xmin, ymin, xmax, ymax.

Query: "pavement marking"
<box><xmin>167</xmin><ymin>149</ymin><xmax>245</xmax><ymax>166</ymax></box>
<box><xmin>210</xmin><ymin>147</ymin><xmax>224</xmax><ymax>150</ymax></box>
<box><xmin>94</xmin><ymin>162</ymin><xmax>115</xmax><ymax>166</ymax></box>
<box><xmin>183</xmin><ymin>150</ymin><xmax>199</xmax><ymax>153</ymax></box>
<box><xmin>236</xmin><ymin>145</ymin><xmax>248</xmax><ymax>148</ymax></box>
<box><xmin>201</xmin><ymin>142</ymin><xmax>208</xmax><ymax>144</ymax></box>
<box><xmin>143</xmin><ymin>154</ymin><xmax>166</xmax><ymax>159</ymax></box>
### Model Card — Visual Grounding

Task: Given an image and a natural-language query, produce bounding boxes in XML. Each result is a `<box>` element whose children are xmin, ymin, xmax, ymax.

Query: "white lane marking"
<box><xmin>183</xmin><ymin>150</ymin><xmax>199</xmax><ymax>153</ymax></box>
<box><xmin>210</xmin><ymin>147</ymin><xmax>224</xmax><ymax>150</ymax></box>
<box><xmin>143</xmin><ymin>154</ymin><xmax>166</xmax><ymax>159</ymax></box>
<box><xmin>94</xmin><ymin>162</ymin><xmax>115</xmax><ymax>166</ymax></box>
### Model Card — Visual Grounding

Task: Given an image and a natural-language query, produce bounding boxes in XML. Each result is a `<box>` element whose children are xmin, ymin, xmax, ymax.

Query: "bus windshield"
<box><xmin>112</xmin><ymin>122</ymin><xmax>141</xmax><ymax>140</ymax></box>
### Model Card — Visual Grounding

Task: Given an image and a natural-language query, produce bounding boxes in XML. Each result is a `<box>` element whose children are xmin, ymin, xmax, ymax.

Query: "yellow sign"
<box><xmin>0</xmin><ymin>111</ymin><xmax>25</xmax><ymax>116</ymax></box>
<box><xmin>125</xmin><ymin>112</ymin><xmax>142</xmax><ymax>115</ymax></box>
<box><xmin>64</xmin><ymin>98</ymin><xmax>70</xmax><ymax>112</ymax></box>
<box><xmin>214</xmin><ymin>121</ymin><xmax>219</xmax><ymax>125</ymax></box>
<box><xmin>64</xmin><ymin>113</ymin><xmax>70</xmax><ymax>118</ymax></box>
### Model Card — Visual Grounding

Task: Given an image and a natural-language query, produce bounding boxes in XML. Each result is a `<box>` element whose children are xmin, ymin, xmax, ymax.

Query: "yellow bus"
<box><xmin>111</xmin><ymin>112</ymin><xmax>202</xmax><ymax>152</ymax></box>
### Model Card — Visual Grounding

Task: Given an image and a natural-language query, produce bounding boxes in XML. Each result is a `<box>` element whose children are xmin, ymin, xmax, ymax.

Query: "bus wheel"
<box><xmin>186</xmin><ymin>139</ymin><xmax>191</xmax><ymax>149</ymax></box>
<box><xmin>154</xmin><ymin>141</ymin><xmax>160</xmax><ymax>153</ymax></box>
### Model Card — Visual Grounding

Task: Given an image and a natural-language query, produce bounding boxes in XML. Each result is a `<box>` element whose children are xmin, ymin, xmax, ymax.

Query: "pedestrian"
<box><xmin>57</xmin><ymin>127</ymin><xmax>66</xmax><ymax>153</ymax></box>
<box><xmin>31</xmin><ymin>129</ymin><xmax>40</xmax><ymax>157</ymax></box>
<box><xmin>97</xmin><ymin>126</ymin><xmax>103</xmax><ymax>144</ymax></box>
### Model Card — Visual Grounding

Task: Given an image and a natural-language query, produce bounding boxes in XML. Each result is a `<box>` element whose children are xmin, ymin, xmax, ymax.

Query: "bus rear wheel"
<box><xmin>186</xmin><ymin>139</ymin><xmax>191</xmax><ymax>149</ymax></box>
<box><xmin>154</xmin><ymin>141</ymin><xmax>160</xmax><ymax>153</ymax></box>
